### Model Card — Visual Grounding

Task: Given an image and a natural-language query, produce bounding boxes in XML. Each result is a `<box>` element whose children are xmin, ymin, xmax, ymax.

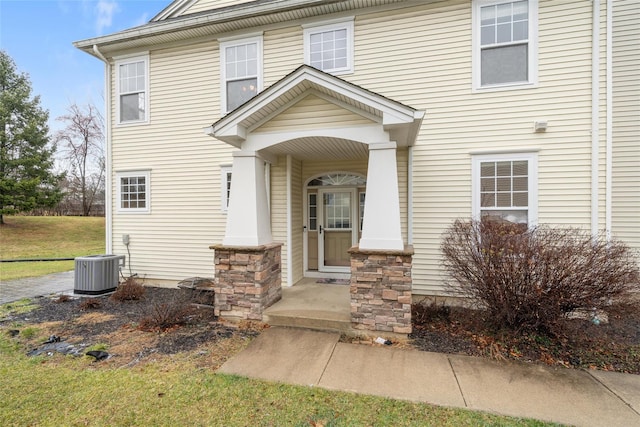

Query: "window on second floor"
<box><xmin>115</xmin><ymin>55</ymin><xmax>149</xmax><ymax>124</ymax></box>
<box><xmin>220</xmin><ymin>36</ymin><xmax>263</xmax><ymax>113</ymax></box>
<box><xmin>473</xmin><ymin>0</ymin><xmax>537</xmax><ymax>90</ymax></box>
<box><xmin>304</xmin><ymin>18</ymin><xmax>354</xmax><ymax>75</ymax></box>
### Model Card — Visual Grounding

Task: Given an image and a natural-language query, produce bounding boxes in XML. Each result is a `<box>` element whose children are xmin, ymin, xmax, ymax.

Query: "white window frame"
<box><xmin>472</xmin><ymin>0</ymin><xmax>538</xmax><ymax>91</ymax></box>
<box><xmin>219</xmin><ymin>35</ymin><xmax>263</xmax><ymax>114</ymax></box>
<box><xmin>472</xmin><ymin>152</ymin><xmax>538</xmax><ymax>227</ymax></box>
<box><xmin>221</xmin><ymin>165</ymin><xmax>232</xmax><ymax>212</ymax></box>
<box><xmin>303</xmin><ymin>18</ymin><xmax>354</xmax><ymax>75</ymax></box>
<box><xmin>116</xmin><ymin>170</ymin><xmax>151</xmax><ymax>214</ymax></box>
<box><xmin>115</xmin><ymin>54</ymin><xmax>150</xmax><ymax>125</ymax></box>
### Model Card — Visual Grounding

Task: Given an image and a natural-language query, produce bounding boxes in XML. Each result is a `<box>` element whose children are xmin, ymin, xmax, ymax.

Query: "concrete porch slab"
<box><xmin>448</xmin><ymin>355</ymin><xmax>640</xmax><ymax>427</ymax></box>
<box><xmin>318</xmin><ymin>343</ymin><xmax>466</xmax><ymax>408</ymax></box>
<box><xmin>217</xmin><ymin>327</ymin><xmax>339</xmax><ymax>386</ymax></box>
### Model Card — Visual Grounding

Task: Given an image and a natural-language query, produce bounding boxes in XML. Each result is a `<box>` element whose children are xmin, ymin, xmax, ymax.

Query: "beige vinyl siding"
<box><xmin>110</xmin><ymin>41</ymin><xmax>232</xmax><ymax>281</ymax></box>
<box><xmin>254</xmin><ymin>94</ymin><xmax>374</xmax><ymax>133</ymax></box>
<box><xmin>182</xmin><ymin>0</ymin><xmax>255</xmax><ymax>16</ymax></box>
<box><xmin>268</xmin><ymin>156</ymin><xmax>304</xmax><ymax>286</ymax></box>
<box><xmin>270</xmin><ymin>157</ymin><xmax>287</xmax><ymax>283</ymax></box>
<box><xmin>264</xmin><ymin>25</ymin><xmax>303</xmax><ymax>85</ymax></box>
<box><xmin>340</xmin><ymin>0</ymin><xmax>599</xmax><ymax>294</ymax></box>
<box><xmin>290</xmin><ymin>157</ymin><xmax>304</xmax><ymax>284</ymax></box>
<box><xmin>611</xmin><ymin>0</ymin><xmax>640</xmax><ymax>251</ymax></box>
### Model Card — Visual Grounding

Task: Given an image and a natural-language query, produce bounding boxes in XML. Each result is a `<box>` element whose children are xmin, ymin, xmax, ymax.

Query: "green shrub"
<box><xmin>441</xmin><ymin>218</ymin><xmax>640</xmax><ymax>333</ymax></box>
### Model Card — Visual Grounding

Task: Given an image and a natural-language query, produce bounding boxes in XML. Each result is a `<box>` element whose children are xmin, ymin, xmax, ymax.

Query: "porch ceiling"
<box><xmin>266</xmin><ymin>137</ymin><xmax>368</xmax><ymax>161</ymax></box>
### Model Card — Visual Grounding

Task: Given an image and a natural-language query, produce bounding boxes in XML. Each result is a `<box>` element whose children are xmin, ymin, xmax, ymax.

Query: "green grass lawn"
<box><xmin>0</xmin><ymin>216</ymin><xmax>105</xmax><ymax>281</ymax></box>
<box><xmin>0</xmin><ymin>333</ymin><xmax>556</xmax><ymax>427</ymax></box>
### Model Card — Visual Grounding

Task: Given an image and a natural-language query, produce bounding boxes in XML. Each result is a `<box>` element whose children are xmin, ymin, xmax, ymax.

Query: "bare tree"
<box><xmin>55</xmin><ymin>103</ymin><xmax>105</xmax><ymax>216</ymax></box>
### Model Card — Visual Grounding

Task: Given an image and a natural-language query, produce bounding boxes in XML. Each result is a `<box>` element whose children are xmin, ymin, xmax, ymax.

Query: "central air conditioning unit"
<box><xmin>74</xmin><ymin>254</ymin><xmax>126</xmax><ymax>295</ymax></box>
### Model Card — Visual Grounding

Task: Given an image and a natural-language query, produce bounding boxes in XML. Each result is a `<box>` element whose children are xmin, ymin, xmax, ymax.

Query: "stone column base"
<box><xmin>210</xmin><ymin>243</ymin><xmax>282</xmax><ymax>321</ymax></box>
<box><xmin>349</xmin><ymin>245</ymin><xmax>413</xmax><ymax>335</ymax></box>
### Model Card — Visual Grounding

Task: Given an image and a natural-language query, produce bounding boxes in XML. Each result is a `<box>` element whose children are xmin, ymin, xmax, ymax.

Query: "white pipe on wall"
<box><xmin>591</xmin><ymin>0</ymin><xmax>600</xmax><ymax>237</ymax></box>
<box><xmin>606</xmin><ymin>0</ymin><xmax>613</xmax><ymax>240</ymax></box>
<box><xmin>93</xmin><ymin>45</ymin><xmax>112</xmax><ymax>254</ymax></box>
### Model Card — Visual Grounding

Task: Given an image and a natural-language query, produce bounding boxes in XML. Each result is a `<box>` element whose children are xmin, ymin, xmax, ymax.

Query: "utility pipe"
<box><xmin>93</xmin><ymin>45</ymin><xmax>113</xmax><ymax>253</ymax></box>
<box><xmin>606</xmin><ymin>0</ymin><xmax>613</xmax><ymax>240</ymax></box>
<box><xmin>591</xmin><ymin>0</ymin><xmax>600</xmax><ymax>237</ymax></box>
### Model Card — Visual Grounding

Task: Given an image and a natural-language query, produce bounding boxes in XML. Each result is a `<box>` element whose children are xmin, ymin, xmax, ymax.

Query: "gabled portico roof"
<box><xmin>207</xmin><ymin>65</ymin><xmax>424</xmax><ymax>150</ymax></box>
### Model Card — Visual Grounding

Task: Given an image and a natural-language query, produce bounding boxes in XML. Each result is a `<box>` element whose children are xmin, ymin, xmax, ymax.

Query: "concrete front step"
<box><xmin>263</xmin><ymin>309</ymin><xmax>352</xmax><ymax>333</ymax></box>
<box><xmin>262</xmin><ymin>280</ymin><xmax>352</xmax><ymax>334</ymax></box>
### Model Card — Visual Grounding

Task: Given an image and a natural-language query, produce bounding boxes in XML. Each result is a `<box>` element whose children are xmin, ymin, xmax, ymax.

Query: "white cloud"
<box><xmin>131</xmin><ymin>12</ymin><xmax>150</xmax><ymax>28</ymax></box>
<box><xmin>95</xmin><ymin>0</ymin><xmax>120</xmax><ymax>34</ymax></box>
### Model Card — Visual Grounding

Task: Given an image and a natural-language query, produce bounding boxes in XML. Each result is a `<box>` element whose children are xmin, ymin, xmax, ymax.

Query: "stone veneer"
<box><xmin>349</xmin><ymin>245</ymin><xmax>413</xmax><ymax>334</ymax></box>
<box><xmin>210</xmin><ymin>243</ymin><xmax>282</xmax><ymax>320</ymax></box>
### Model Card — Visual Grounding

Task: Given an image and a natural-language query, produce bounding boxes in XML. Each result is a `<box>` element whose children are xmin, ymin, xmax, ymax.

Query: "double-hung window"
<box><xmin>304</xmin><ymin>18</ymin><xmax>354</xmax><ymax>75</ymax></box>
<box><xmin>220</xmin><ymin>36</ymin><xmax>262</xmax><ymax>113</ymax></box>
<box><xmin>472</xmin><ymin>153</ymin><xmax>537</xmax><ymax>226</ymax></box>
<box><xmin>116</xmin><ymin>170</ymin><xmax>150</xmax><ymax>213</ymax></box>
<box><xmin>473</xmin><ymin>0</ymin><xmax>537</xmax><ymax>89</ymax></box>
<box><xmin>116</xmin><ymin>55</ymin><xmax>149</xmax><ymax>124</ymax></box>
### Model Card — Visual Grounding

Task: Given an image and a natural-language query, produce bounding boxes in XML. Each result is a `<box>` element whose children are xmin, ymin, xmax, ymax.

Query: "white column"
<box><xmin>223</xmin><ymin>151</ymin><xmax>273</xmax><ymax>246</ymax></box>
<box><xmin>360</xmin><ymin>142</ymin><xmax>404</xmax><ymax>251</ymax></box>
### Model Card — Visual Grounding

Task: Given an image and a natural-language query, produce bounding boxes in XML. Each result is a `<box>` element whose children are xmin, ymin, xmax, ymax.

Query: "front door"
<box><xmin>318</xmin><ymin>188</ymin><xmax>357</xmax><ymax>272</ymax></box>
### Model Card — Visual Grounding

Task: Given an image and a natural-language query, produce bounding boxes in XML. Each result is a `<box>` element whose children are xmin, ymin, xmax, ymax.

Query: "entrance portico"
<box><xmin>207</xmin><ymin>65</ymin><xmax>423</xmax><ymax>334</ymax></box>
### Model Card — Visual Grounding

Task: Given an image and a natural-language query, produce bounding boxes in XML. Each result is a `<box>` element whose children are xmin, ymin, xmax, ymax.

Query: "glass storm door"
<box><xmin>318</xmin><ymin>188</ymin><xmax>357</xmax><ymax>272</ymax></box>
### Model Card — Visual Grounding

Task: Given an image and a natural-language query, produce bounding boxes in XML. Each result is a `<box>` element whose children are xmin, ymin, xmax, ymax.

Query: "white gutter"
<box><xmin>407</xmin><ymin>146</ymin><xmax>413</xmax><ymax>245</ymax></box>
<box><xmin>74</xmin><ymin>0</ymin><xmax>337</xmax><ymax>53</ymax></box>
<box><xmin>93</xmin><ymin>45</ymin><xmax>112</xmax><ymax>254</ymax></box>
<box><xmin>591</xmin><ymin>0</ymin><xmax>600</xmax><ymax>237</ymax></box>
<box><xmin>286</xmin><ymin>155</ymin><xmax>292</xmax><ymax>287</ymax></box>
<box><xmin>606</xmin><ymin>0</ymin><xmax>613</xmax><ymax>240</ymax></box>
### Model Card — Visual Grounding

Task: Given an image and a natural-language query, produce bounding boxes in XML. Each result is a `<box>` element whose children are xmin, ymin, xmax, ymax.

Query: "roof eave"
<box><xmin>73</xmin><ymin>0</ymin><xmax>338</xmax><ymax>56</ymax></box>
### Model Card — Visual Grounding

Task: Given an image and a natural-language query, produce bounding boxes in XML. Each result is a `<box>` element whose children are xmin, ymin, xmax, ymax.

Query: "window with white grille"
<box><xmin>304</xmin><ymin>19</ymin><xmax>354</xmax><ymax>75</ymax></box>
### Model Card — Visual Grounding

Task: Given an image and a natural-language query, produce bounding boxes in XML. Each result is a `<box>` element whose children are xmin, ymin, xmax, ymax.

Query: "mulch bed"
<box><xmin>3</xmin><ymin>287</ymin><xmax>639</xmax><ymax>374</ymax></box>
<box><xmin>409</xmin><ymin>300</ymin><xmax>640</xmax><ymax>374</ymax></box>
<box><xmin>1</xmin><ymin>287</ymin><xmax>260</xmax><ymax>365</ymax></box>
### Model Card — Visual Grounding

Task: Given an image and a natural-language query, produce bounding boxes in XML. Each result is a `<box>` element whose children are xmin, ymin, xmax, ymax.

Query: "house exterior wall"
<box><xmin>611</xmin><ymin>0</ymin><xmax>640</xmax><ymax>252</ymax></box>
<box><xmin>101</xmin><ymin>0</ymin><xmax>626</xmax><ymax>294</ymax></box>
<box><xmin>109</xmin><ymin>42</ymin><xmax>229</xmax><ymax>280</ymax></box>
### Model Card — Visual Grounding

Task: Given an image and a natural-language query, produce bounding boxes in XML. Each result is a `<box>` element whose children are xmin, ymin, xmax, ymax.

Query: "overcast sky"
<box><xmin>0</xmin><ymin>0</ymin><xmax>168</xmax><ymax>133</ymax></box>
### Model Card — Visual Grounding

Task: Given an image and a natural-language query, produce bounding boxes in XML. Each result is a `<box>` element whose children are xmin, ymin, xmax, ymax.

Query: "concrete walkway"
<box><xmin>0</xmin><ymin>271</ymin><xmax>74</xmax><ymax>304</ymax></box>
<box><xmin>219</xmin><ymin>327</ymin><xmax>640</xmax><ymax>427</ymax></box>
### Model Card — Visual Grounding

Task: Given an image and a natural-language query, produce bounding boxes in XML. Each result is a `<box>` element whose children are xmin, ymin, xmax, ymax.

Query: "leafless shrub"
<box><xmin>110</xmin><ymin>276</ymin><xmax>146</xmax><ymax>302</ymax></box>
<box><xmin>138</xmin><ymin>289</ymin><xmax>213</xmax><ymax>331</ymax></box>
<box><xmin>79</xmin><ymin>298</ymin><xmax>101</xmax><ymax>310</ymax></box>
<box><xmin>441</xmin><ymin>218</ymin><xmax>640</xmax><ymax>334</ymax></box>
<box><xmin>55</xmin><ymin>294</ymin><xmax>72</xmax><ymax>303</ymax></box>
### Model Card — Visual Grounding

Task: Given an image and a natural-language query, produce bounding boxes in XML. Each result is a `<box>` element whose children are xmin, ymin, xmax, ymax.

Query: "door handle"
<box><xmin>319</xmin><ymin>225</ymin><xmax>323</xmax><ymax>234</ymax></box>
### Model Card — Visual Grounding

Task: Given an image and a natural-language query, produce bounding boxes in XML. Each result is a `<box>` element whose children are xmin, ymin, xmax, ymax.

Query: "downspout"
<box><xmin>286</xmin><ymin>155</ymin><xmax>292</xmax><ymax>286</ymax></box>
<box><xmin>407</xmin><ymin>146</ymin><xmax>413</xmax><ymax>245</ymax></box>
<box><xmin>93</xmin><ymin>45</ymin><xmax>112</xmax><ymax>254</ymax></box>
<box><xmin>606</xmin><ymin>0</ymin><xmax>613</xmax><ymax>240</ymax></box>
<box><xmin>591</xmin><ymin>0</ymin><xmax>600</xmax><ymax>237</ymax></box>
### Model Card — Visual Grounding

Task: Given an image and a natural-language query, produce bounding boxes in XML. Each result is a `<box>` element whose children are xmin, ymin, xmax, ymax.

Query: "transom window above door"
<box><xmin>220</xmin><ymin>35</ymin><xmax>263</xmax><ymax>113</ymax></box>
<box><xmin>303</xmin><ymin>18</ymin><xmax>354</xmax><ymax>75</ymax></box>
<box><xmin>307</xmin><ymin>173</ymin><xmax>366</xmax><ymax>187</ymax></box>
